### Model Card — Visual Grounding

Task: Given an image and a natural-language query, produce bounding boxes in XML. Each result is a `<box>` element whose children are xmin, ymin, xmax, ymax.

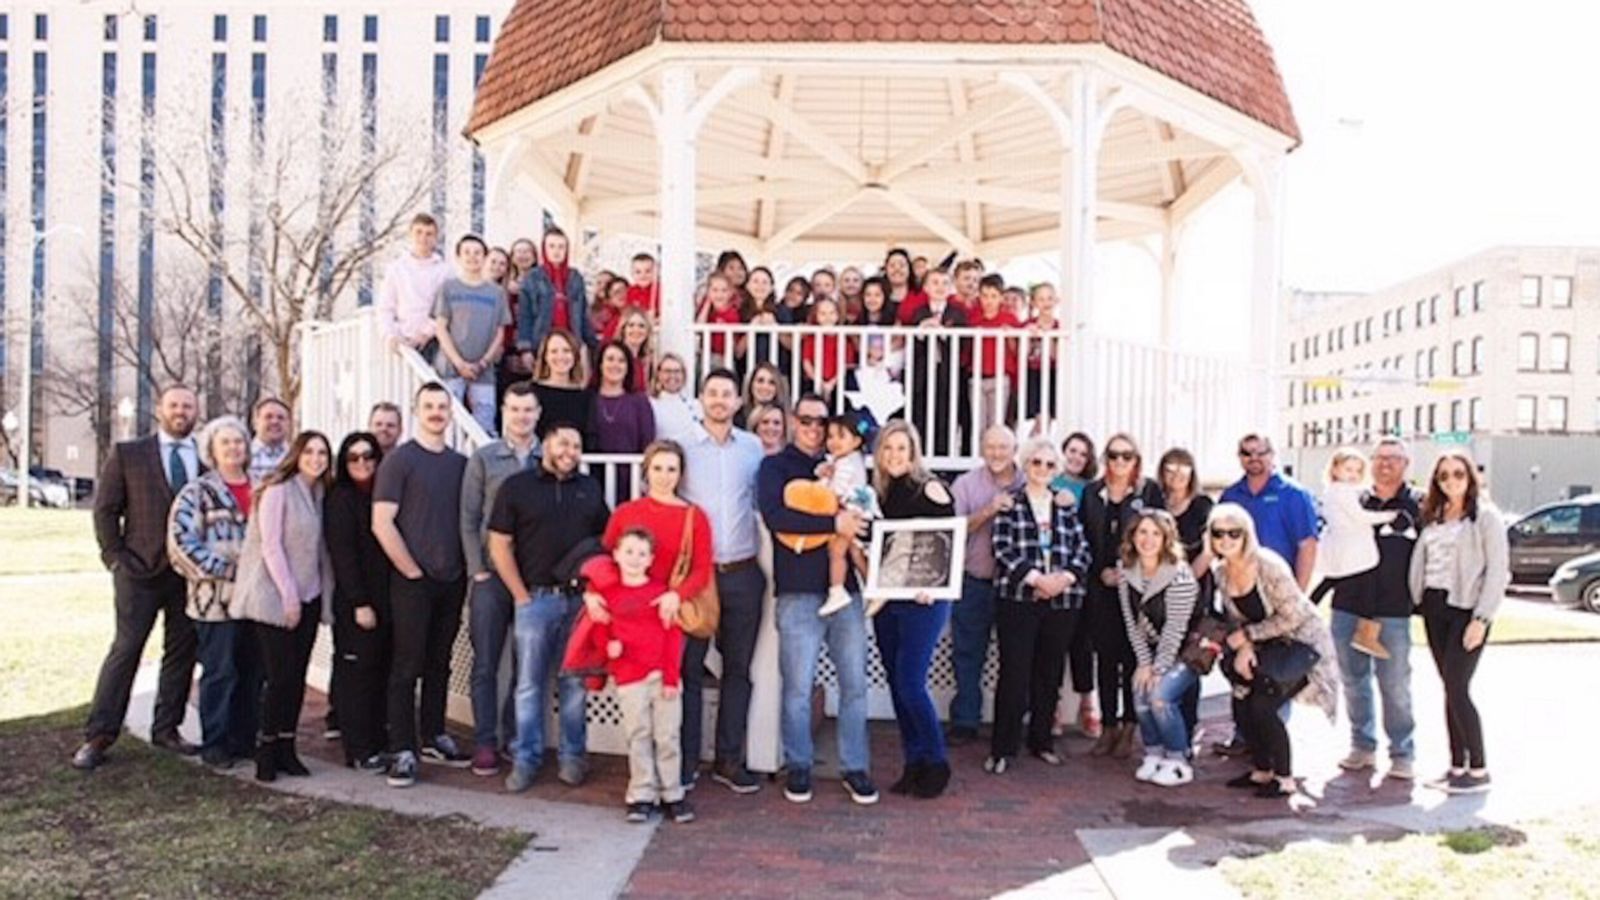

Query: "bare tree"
<box><xmin>153</xmin><ymin>96</ymin><xmax>437</xmax><ymax>409</ymax></box>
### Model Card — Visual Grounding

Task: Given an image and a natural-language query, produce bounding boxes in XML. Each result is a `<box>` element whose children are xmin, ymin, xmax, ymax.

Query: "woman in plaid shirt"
<box><xmin>984</xmin><ymin>437</ymin><xmax>1093</xmax><ymax>775</ymax></box>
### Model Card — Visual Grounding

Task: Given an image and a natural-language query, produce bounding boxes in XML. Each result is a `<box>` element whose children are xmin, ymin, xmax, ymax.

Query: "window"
<box><xmin>1549</xmin><ymin>396</ymin><xmax>1569</xmax><ymax>432</ymax></box>
<box><xmin>1287</xmin><ymin>383</ymin><xmax>1295</xmax><ymax>408</ymax></box>
<box><xmin>1517</xmin><ymin>396</ymin><xmax>1537</xmax><ymax>430</ymax></box>
<box><xmin>1414</xmin><ymin>350</ymin><xmax>1425</xmax><ymax>380</ymax></box>
<box><xmin>1472</xmin><ymin>280</ymin><xmax>1485</xmax><ymax>311</ymax></box>
<box><xmin>363</xmin><ymin>15</ymin><xmax>378</xmax><ymax>42</ymax></box>
<box><xmin>0</xmin><ymin>14</ymin><xmax>8</xmax><ymax>41</ymax></box>
<box><xmin>1452</xmin><ymin>340</ymin><xmax>1465</xmax><ymax>376</ymax></box>
<box><xmin>1519</xmin><ymin>333</ymin><xmax>1539</xmax><ymax>371</ymax></box>
<box><xmin>1471</xmin><ymin>336</ymin><xmax>1484</xmax><ymax>374</ymax></box>
<box><xmin>435</xmin><ymin>15</ymin><xmax>450</xmax><ymax>42</ymax></box>
<box><xmin>1415</xmin><ymin>299</ymin><xmax>1425</xmax><ymax>327</ymax></box>
<box><xmin>1428</xmin><ymin>347</ymin><xmax>1438</xmax><ymax>378</ymax></box>
<box><xmin>1429</xmin><ymin>294</ymin><xmax>1439</xmax><ymax>323</ymax></box>
<box><xmin>475</xmin><ymin>15</ymin><xmax>492</xmax><ymax>42</ymax></box>
<box><xmin>1521</xmin><ymin>275</ymin><xmax>1541</xmax><ymax>307</ymax></box>
<box><xmin>213</xmin><ymin>14</ymin><xmax>226</xmax><ymax>41</ymax></box>
<box><xmin>144</xmin><ymin>15</ymin><xmax>157</xmax><ymax>41</ymax></box>
<box><xmin>1365</xmin><ymin>317</ymin><xmax>1374</xmax><ymax>341</ymax></box>
<box><xmin>1450</xmin><ymin>400</ymin><xmax>1462</xmax><ymax>431</ymax></box>
<box><xmin>323</xmin><ymin>14</ymin><xmax>337</xmax><ymax>42</ymax></box>
<box><xmin>104</xmin><ymin>14</ymin><xmax>118</xmax><ymax>40</ymax></box>
<box><xmin>1552</xmin><ymin>276</ymin><xmax>1574</xmax><ymax>309</ymax></box>
<box><xmin>1413</xmin><ymin>406</ymin><xmax>1424</xmax><ymax>434</ymax></box>
<box><xmin>1520</xmin><ymin>505</ymin><xmax>1582</xmax><ymax>536</ymax></box>
<box><xmin>1454</xmin><ymin>286</ymin><xmax>1466</xmax><ymax>316</ymax></box>
<box><xmin>1394</xmin><ymin>307</ymin><xmax>1404</xmax><ymax>333</ymax></box>
<box><xmin>253</xmin><ymin>15</ymin><xmax>267</xmax><ymax>42</ymax></box>
<box><xmin>35</xmin><ymin>12</ymin><xmax>47</xmax><ymax>40</ymax></box>
<box><xmin>1427</xmin><ymin>404</ymin><xmax>1437</xmax><ymax>433</ymax></box>
<box><xmin>1383</xmin><ymin>309</ymin><xmax>1393</xmax><ymax>336</ymax></box>
<box><xmin>1550</xmin><ymin>333</ymin><xmax>1571</xmax><ymax>372</ymax></box>
<box><xmin>1469</xmin><ymin>397</ymin><xmax>1483</xmax><ymax>430</ymax></box>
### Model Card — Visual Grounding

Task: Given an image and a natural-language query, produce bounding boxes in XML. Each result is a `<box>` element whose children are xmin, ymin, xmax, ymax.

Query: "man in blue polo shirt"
<box><xmin>1221</xmin><ymin>433</ymin><xmax>1319</xmax><ymax>589</ymax></box>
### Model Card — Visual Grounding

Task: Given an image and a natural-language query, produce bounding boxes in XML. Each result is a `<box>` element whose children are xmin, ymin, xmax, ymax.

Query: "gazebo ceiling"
<box><xmin>467</xmin><ymin>0</ymin><xmax>1299</xmax><ymax>142</ymax></box>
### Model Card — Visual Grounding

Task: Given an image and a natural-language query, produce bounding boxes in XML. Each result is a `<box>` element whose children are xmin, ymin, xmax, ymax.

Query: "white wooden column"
<box><xmin>1242</xmin><ymin>152</ymin><xmax>1286</xmax><ymax>436</ymax></box>
<box><xmin>1060</xmin><ymin>68</ymin><xmax>1099</xmax><ymax>432</ymax></box>
<box><xmin>655</xmin><ymin>67</ymin><xmax>698</xmax><ymax>365</ymax></box>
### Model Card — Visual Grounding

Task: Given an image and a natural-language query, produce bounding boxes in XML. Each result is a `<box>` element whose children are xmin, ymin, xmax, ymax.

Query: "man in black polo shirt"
<box><xmin>1333</xmin><ymin>436</ymin><xmax>1422</xmax><ymax>781</ymax></box>
<box><xmin>489</xmin><ymin>422</ymin><xmax>610</xmax><ymax>792</ymax></box>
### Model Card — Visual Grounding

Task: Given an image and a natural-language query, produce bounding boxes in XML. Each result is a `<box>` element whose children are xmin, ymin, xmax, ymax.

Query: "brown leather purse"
<box><xmin>672</xmin><ymin>506</ymin><xmax>720</xmax><ymax>639</ymax></box>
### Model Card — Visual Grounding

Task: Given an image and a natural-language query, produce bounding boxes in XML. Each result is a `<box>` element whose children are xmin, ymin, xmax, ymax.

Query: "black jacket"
<box><xmin>1078</xmin><ymin>477</ymin><xmax>1166</xmax><ymax>579</ymax></box>
<box><xmin>325</xmin><ymin>481</ymin><xmax>392</xmax><ymax>615</ymax></box>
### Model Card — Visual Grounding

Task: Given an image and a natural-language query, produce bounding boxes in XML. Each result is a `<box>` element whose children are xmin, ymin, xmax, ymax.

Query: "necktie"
<box><xmin>169</xmin><ymin>443</ymin><xmax>189</xmax><ymax>491</ymax></box>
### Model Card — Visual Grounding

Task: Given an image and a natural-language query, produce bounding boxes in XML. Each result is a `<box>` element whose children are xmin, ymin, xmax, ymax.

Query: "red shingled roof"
<box><xmin>467</xmin><ymin>0</ymin><xmax>1298</xmax><ymax>141</ymax></box>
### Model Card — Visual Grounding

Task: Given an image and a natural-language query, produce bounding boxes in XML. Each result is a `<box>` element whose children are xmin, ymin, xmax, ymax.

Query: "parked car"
<box><xmin>0</xmin><ymin>469</ymin><xmax>72</xmax><ymax>508</ymax></box>
<box><xmin>1508</xmin><ymin>495</ymin><xmax>1600</xmax><ymax>585</ymax></box>
<box><xmin>31</xmin><ymin>466</ymin><xmax>93</xmax><ymax>502</ymax></box>
<box><xmin>1550</xmin><ymin>551</ymin><xmax>1600</xmax><ymax>613</ymax></box>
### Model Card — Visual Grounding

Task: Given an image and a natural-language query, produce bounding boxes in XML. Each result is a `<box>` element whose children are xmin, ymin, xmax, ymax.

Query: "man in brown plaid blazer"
<box><xmin>73</xmin><ymin>385</ymin><xmax>205</xmax><ymax>770</ymax></box>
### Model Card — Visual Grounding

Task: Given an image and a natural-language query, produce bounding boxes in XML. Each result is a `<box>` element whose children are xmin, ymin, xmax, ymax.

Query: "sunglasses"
<box><xmin>1238</xmin><ymin>449</ymin><xmax>1271</xmax><ymax>459</ymax></box>
<box><xmin>1028</xmin><ymin>458</ymin><xmax>1058</xmax><ymax>470</ymax></box>
<box><xmin>1209</xmin><ymin>527</ymin><xmax>1245</xmax><ymax>541</ymax></box>
<box><xmin>795</xmin><ymin>414</ymin><xmax>827</xmax><ymax>428</ymax></box>
<box><xmin>346</xmin><ymin>450</ymin><xmax>376</xmax><ymax>463</ymax></box>
<box><xmin>1436</xmin><ymin>469</ymin><xmax>1469</xmax><ymax>483</ymax></box>
<box><xmin>1106</xmin><ymin>450</ymin><xmax>1136</xmax><ymax>462</ymax></box>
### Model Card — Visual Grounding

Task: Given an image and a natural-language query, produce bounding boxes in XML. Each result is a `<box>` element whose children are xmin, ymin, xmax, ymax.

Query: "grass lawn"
<box><xmin>0</xmin><ymin>707</ymin><xmax>528</xmax><ymax>900</ymax></box>
<box><xmin>0</xmin><ymin>509</ymin><xmax>104</xmax><ymax>575</ymax></box>
<box><xmin>1220</xmin><ymin>807</ymin><xmax>1600</xmax><ymax>899</ymax></box>
<box><xmin>0</xmin><ymin>574</ymin><xmax>145</xmax><ymax>722</ymax></box>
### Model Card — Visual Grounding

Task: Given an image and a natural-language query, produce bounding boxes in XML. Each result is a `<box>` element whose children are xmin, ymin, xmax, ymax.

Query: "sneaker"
<box><xmin>1135</xmin><ymin>753</ymin><xmax>1164</xmax><ymax>782</ymax></box>
<box><xmin>818</xmin><ymin>586</ymin><xmax>852</xmax><ymax>617</ymax></box>
<box><xmin>1387</xmin><ymin>758</ymin><xmax>1415</xmax><ymax>781</ymax></box>
<box><xmin>471</xmin><ymin>746</ymin><xmax>500</xmax><ymax>777</ymax></box>
<box><xmin>387</xmin><ymin>751</ymin><xmax>418</xmax><ymax>788</ymax></box>
<box><xmin>1444</xmin><ymin>771</ymin><xmax>1492</xmax><ymax>794</ymax></box>
<box><xmin>1426</xmin><ymin>768</ymin><xmax>1466</xmax><ymax>791</ymax></box>
<box><xmin>784</xmin><ymin>768</ymin><xmax>813</xmax><ymax>803</ymax></box>
<box><xmin>1151</xmin><ymin>760</ymin><xmax>1194</xmax><ymax>788</ymax></box>
<box><xmin>681</xmin><ymin>768</ymin><xmax>699</xmax><ymax>793</ymax></box>
<box><xmin>505</xmin><ymin>764</ymin><xmax>537</xmax><ymax>793</ymax></box>
<box><xmin>711</xmin><ymin>761</ymin><xmax>761</xmax><ymax>794</ymax></box>
<box><xmin>842</xmin><ymin>770</ymin><xmax>880</xmax><ymax>805</ymax></box>
<box><xmin>1349</xmin><ymin>618</ymin><xmax>1391</xmax><ymax>660</ymax></box>
<box><xmin>420</xmin><ymin>734</ymin><xmax>471</xmax><ymax>768</ymax></box>
<box><xmin>1338</xmin><ymin>748</ymin><xmax>1377</xmax><ymax>772</ymax></box>
<box><xmin>625</xmin><ymin>802</ymin><xmax>653</xmax><ymax>823</ymax></box>
<box><xmin>1031</xmin><ymin>748</ymin><xmax>1064</xmax><ymax>766</ymax></box>
<box><xmin>558</xmin><ymin>757</ymin><xmax>589</xmax><ymax>787</ymax></box>
<box><xmin>354</xmin><ymin>753</ymin><xmax>389</xmax><ymax>775</ymax></box>
<box><xmin>666</xmin><ymin>800</ymin><xmax>696</xmax><ymax>823</ymax></box>
<box><xmin>1212</xmin><ymin>736</ymin><xmax>1250</xmax><ymax>758</ymax></box>
<box><xmin>982</xmin><ymin>755</ymin><xmax>1010</xmax><ymax>775</ymax></box>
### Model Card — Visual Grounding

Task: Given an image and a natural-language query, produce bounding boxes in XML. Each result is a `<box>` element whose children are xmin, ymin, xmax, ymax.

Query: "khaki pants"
<box><xmin>616</xmin><ymin>672</ymin><xmax>684</xmax><ymax>804</ymax></box>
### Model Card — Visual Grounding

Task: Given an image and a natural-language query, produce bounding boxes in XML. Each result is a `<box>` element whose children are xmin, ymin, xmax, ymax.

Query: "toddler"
<box><xmin>1314</xmin><ymin>447</ymin><xmax>1399</xmax><ymax>658</ymax></box>
<box><xmin>817</xmin><ymin>412</ymin><xmax>880</xmax><ymax>617</ymax></box>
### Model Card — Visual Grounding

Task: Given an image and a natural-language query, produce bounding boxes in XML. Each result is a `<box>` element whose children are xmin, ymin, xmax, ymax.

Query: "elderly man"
<box><xmin>945</xmin><ymin>425</ymin><xmax>1024</xmax><ymax>743</ymax></box>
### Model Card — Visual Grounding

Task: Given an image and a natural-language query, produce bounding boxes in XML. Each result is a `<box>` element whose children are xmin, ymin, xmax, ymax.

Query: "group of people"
<box><xmin>375</xmin><ymin>214</ymin><xmax>1066</xmax><ymax>463</ymax></box>
<box><xmin>71</xmin><ymin>225</ymin><xmax>1509</xmax><ymax>826</ymax></box>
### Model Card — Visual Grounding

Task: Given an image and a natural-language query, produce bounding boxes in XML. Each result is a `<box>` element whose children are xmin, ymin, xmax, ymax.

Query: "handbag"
<box><xmin>672</xmin><ymin>506</ymin><xmax>721</xmax><ymax>640</ymax></box>
<box><xmin>1179</xmin><ymin>614</ymin><xmax>1231</xmax><ymax>675</ymax></box>
<box><xmin>1253</xmin><ymin>637</ymin><xmax>1321</xmax><ymax>698</ymax></box>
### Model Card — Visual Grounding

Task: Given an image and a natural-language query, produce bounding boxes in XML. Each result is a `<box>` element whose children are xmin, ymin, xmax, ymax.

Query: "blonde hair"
<box><xmin>871</xmin><ymin>420</ymin><xmax>932</xmax><ymax>499</ymax></box>
<box><xmin>1204</xmin><ymin>502</ymin><xmax>1262</xmax><ymax>562</ymax></box>
<box><xmin>1325</xmin><ymin>446</ymin><xmax>1370</xmax><ymax>487</ymax></box>
<box><xmin>638</xmin><ymin>439</ymin><xmax>687</xmax><ymax>496</ymax></box>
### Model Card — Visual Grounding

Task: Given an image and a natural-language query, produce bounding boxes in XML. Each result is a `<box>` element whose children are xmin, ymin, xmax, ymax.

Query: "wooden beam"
<box><xmin>1168</xmin><ymin>157</ymin><xmax>1241</xmax><ymax>225</ymax></box>
<box><xmin>763</xmin><ymin>187</ymin><xmax>869</xmax><ymax>256</ymax></box>
<box><xmin>877</xmin><ymin>93</ymin><xmax>1036</xmax><ymax>183</ymax></box>
<box><xmin>564</xmin><ymin>113</ymin><xmax>607</xmax><ymax>197</ymax></box>
<box><xmin>581</xmin><ymin>180</ymin><xmax>834</xmax><ymax>218</ymax></box>
<box><xmin>541</xmin><ymin>134</ymin><xmax>845</xmax><ymax>182</ymax></box>
<box><xmin>877</xmin><ymin>188</ymin><xmax>975</xmax><ymax>256</ymax></box>
<box><xmin>591</xmin><ymin>212</ymin><xmax>763</xmax><ymax>260</ymax></box>
<box><xmin>758</xmin><ymin>75</ymin><xmax>795</xmax><ymax>242</ymax></box>
<box><xmin>734</xmin><ymin>85</ymin><xmax>869</xmax><ymax>183</ymax></box>
<box><xmin>897</xmin><ymin>181</ymin><xmax>1165</xmax><ymax>225</ymax></box>
<box><xmin>946</xmin><ymin>78</ymin><xmax>983</xmax><ymax>245</ymax></box>
<box><xmin>976</xmin><ymin>218</ymin><xmax>1158</xmax><ymax>260</ymax></box>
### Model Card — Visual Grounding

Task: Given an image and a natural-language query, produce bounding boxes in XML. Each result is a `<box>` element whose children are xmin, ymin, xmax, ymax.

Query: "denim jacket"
<box><xmin>166</xmin><ymin>471</ymin><xmax>249</xmax><ymax>622</ymax></box>
<box><xmin>517</xmin><ymin>267</ymin><xmax>595</xmax><ymax>352</ymax></box>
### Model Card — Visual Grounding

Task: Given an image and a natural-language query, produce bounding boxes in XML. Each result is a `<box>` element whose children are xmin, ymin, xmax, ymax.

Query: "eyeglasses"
<box><xmin>346</xmin><ymin>450</ymin><xmax>376</xmax><ymax>463</ymax></box>
<box><xmin>1238</xmin><ymin>449</ymin><xmax>1271</xmax><ymax>459</ymax></box>
<box><xmin>795</xmin><ymin>414</ymin><xmax>826</xmax><ymax>428</ymax></box>
<box><xmin>1436</xmin><ymin>470</ymin><xmax>1470</xmax><ymax>483</ymax></box>
<box><xmin>1028</xmin><ymin>458</ymin><xmax>1058</xmax><ymax>470</ymax></box>
<box><xmin>1209</xmin><ymin>527</ymin><xmax>1245</xmax><ymax>541</ymax></box>
<box><xmin>1106</xmin><ymin>450</ymin><xmax>1135</xmax><ymax>462</ymax></box>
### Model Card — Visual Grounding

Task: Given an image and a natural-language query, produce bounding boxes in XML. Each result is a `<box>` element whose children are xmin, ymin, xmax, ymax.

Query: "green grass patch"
<box><xmin>0</xmin><ymin>508</ymin><xmax>103</xmax><ymax>575</ymax></box>
<box><xmin>0</xmin><ymin>575</ymin><xmax>141</xmax><ymax>722</ymax></box>
<box><xmin>0</xmin><ymin>706</ymin><xmax>529</xmax><ymax>900</ymax></box>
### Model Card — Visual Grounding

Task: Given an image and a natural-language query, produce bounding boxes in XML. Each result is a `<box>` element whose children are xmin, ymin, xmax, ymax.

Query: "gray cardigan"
<box><xmin>1407</xmin><ymin>502</ymin><xmax>1510</xmax><ymax>621</ymax></box>
<box><xmin>459</xmin><ymin>439</ymin><xmax>541</xmax><ymax>578</ymax></box>
<box><xmin>231</xmin><ymin>479</ymin><xmax>335</xmax><ymax>628</ymax></box>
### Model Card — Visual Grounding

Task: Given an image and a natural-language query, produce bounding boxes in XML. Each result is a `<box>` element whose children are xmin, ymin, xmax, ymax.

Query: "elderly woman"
<box><xmin>1408</xmin><ymin>449</ymin><xmax>1508</xmax><ymax>795</ymax></box>
<box><xmin>1207</xmin><ymin>502</ymin><xmax>1338</xmax><ymax>799</ymax></box>
<box><xmin>987</xmin><ymin>437</ymin><xmax>1093</xmax><ymax>775</ymax></box>
<box><xmin>167</xmin><ymin>415</ymin><xmax>258</xmax><ymax>769</ymax></box>
<box><xmin>872</xmin><ymin>421</ymin><xmax>959</xmax><ymax>798</ymax></box>
<box><xmin>232</xmin><ymin>432</ymin><xmax>336</xmax><ymax>782</ymax></box>
<box><xmin>1117</xmin><ymin>509</ymin><xmax>1200</xmax><ymax>787</ymax></box>
<box><xmin>648</xmin><ymin>353</ymin><xmax>703</xmax><ymax>443</ymax></box>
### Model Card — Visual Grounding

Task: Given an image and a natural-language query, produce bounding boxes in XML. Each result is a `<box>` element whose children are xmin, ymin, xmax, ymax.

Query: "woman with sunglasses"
<box><xmin>1407</xmin><ymin>450</ymin><xmax>1507</xmax><ymax>795</ymax></box>
<box><xmin>1078</xmin><ymin>433</ymin><xmax>1165</xmax><ymax>758</ymax></box>
<box><xmin>324</xmin><ymin>431</ymin><xmax>393</xmax><ymax>773</ymax></box>
<box><xmin>987</xmin><ymin>437</ymin><xmax>1092</xmax><ymax>775</ymax></box>
<box><xmin>1206</xmin><ymin>503</ymin><xmax>1338</xmax><ymax>798</ymax></box>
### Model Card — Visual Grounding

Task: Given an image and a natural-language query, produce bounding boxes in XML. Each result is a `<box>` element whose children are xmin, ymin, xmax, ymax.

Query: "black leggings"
<box><xmin>1067</xmin><ymin>615</ymin><xmax>1095</xmax><ymax>695</ymax></box>
<box><xmin>992</xmin><ymin>602</ymin><xmax>1079</xmax><ymax>758</ymax></box>
<box><xmin>254</xmin><ymin>605</ymin><xmax>319</xmax><ymax>740</ymax></box>
<box><xmin>1421</xmin><ymin>588</ymin><xmax>1488</xmax><ymax>769</ymax></box>
<box><xmin>333</xmin><ymin>597</ymin><xmax>391</xmax><ymax>763</ymax></box>
<box><xmin>1237</xmin><ymin>677</ymin><xmax>1302</xmax><ymax>777</ymax></box>
<box><xmin>1088</xmin><ymin>588</ymin><xmax>1136</xmax><ymax>724</ymax></box>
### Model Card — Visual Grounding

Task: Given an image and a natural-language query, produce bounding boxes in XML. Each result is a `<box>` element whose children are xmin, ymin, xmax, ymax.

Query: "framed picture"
<box><xmin>864</xmin><ymin>516</ymin><xmax>967</xmax><ymax>601</ymax></box>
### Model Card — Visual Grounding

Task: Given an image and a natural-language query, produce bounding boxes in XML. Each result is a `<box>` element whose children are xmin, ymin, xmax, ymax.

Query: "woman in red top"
<box><xmin>593</xmin><ymin>440</ymin><xmax>714</xmax><ymax>788</ymax></box>
<box><xmin>799</xmin><ymin>297</ymin><xmax>857</xmax><ymax>404</ymax></box>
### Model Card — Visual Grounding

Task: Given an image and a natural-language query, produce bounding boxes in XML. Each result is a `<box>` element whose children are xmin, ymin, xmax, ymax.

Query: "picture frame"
<box><xmin>864</xmin><ymin>516</ymin><xmax>967</xmax><ymax>601</ymax></box>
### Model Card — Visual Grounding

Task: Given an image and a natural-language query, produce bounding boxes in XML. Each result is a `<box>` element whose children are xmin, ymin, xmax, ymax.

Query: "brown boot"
<box><xmin>1112</xmin><ymin>723</ymin><xmax>1137</xmax><ymax>759</ymax></box>
<box><xmin>1089</xmin><ymin>727</ymin><xmax>1119</xmax><ymax>757</ymax></box>
<box><xmin>1350</xmin><ymin>618</ymin><xmax>1391</xmax><ymax>660</ymax></box>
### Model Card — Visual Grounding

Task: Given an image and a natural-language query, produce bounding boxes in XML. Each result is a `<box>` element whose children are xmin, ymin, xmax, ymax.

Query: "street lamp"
<box><xmin>15</xmin><ymin>224</ymin><xmax>88</xmax><ymax>510</ymax></box>
<box><xmin>117</xmin><ymin>397</ymin><xmax>135</xmax><ymax>441</ymax></box>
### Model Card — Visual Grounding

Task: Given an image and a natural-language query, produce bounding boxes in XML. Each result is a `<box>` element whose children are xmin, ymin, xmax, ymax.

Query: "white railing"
<box><xmin>689</xmin><ymin>321</ymin><xmax>1257</xmax><ymax>475</ymax></box>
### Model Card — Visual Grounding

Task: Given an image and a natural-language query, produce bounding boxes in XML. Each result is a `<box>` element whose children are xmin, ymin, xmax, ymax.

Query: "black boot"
<box><xmin>276</xmin><ymin>737</ymin><xmax>311</xmax><ymax>777</ymax></box>
<box><xmin>913</xmin><ymin>762</ymin><xmax>951</xmax><ymax>799</ymax></box>
<box><xmin>255</xmin><ymin>738</ymin><xmax>278</xmax><ymax>783</ymax></box>
<box><xmin>890</xmin><ymin>762</ymin><xmax>924</xmax><ymax>795</ymax></box>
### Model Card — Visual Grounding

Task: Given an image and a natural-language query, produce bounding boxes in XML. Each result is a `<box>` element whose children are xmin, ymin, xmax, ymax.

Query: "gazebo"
<box><xmin>465</xmin><ymin>0</ymin><xmax>1299</xmax><ymax>461</ymax></box>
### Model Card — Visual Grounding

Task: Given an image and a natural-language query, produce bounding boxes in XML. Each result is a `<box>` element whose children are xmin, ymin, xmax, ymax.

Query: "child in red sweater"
<box><xmin>580</xmin><ymin>528</ymin><xmax>693</xmax><ymax>824</ymax></box>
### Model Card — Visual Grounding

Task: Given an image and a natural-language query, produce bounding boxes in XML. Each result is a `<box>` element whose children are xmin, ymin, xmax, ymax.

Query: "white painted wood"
<box><xmin>757</xmin><ymin>75</ymin><xmax>796</xmax><ymax>241</ymax></box>
<box><xmin>656</xmin><ymin>66</ymin><xmax>698</xmax><ymax>365</ymax></box>
<box><xmin>1241</xmin><ymin>149</ymin><xmax>1286</xmax><ymax>436</ymax></box>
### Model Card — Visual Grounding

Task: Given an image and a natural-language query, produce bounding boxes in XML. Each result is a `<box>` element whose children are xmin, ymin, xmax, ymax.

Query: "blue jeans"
<box><xmin>875</xmin><ymin>600</ymin><xmax>951</xmax><ymax>765</ymax></box>
<box><xmin>1133</xmin><ymin>664</ymin><xmax>1199</xmax><ymax>756</ymax></box>
<box><xmin>948</xmin><ymin>574</ymin><xmax>996</xmax><ymax>730</ymax></box>
<box><xmin>1330</xmin><ymin>609</ymin><xmax>1415</xmax><ymax>759</ymax></box>
<box><xmin>512</xmin><ymin>590</ymin><xmax>588</xmax><ymax>768</ymax></box>
<box><xmin>776</xmin><ymin>591</ymin><xmax>870</xmax><ymax>774</ymax></box>
<box><xmin>194</xmin><ymin>620</ymin><xmax>260</xmax><ymax>757</ymax></box>
<box><xmin>469</xmin><ymin>574</ymin><xmax>518</xmax><ymax>751</ymax></box>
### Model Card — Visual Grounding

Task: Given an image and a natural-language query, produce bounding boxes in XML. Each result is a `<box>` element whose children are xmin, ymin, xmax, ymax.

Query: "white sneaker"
<box><xmin>1151</xmin><ymin>759</ymin><xmax>1193</xmax><ymax>787</ymax></box>
<box><xmin>818</xmin><ymin>586</ymin><xmax>853</xmax><ymax>617</ymax></box>
<box><xmin>1135</xmin><ymin>754</ymin><xmax>1164</xmax><ymax>783</ymax></box>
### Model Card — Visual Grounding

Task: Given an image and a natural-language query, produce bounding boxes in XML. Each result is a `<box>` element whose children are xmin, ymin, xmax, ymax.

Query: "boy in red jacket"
<box><xmin>580</xmin><ymin>528</ymin><xmax>692</xmax><ymax>824</ymax></box>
